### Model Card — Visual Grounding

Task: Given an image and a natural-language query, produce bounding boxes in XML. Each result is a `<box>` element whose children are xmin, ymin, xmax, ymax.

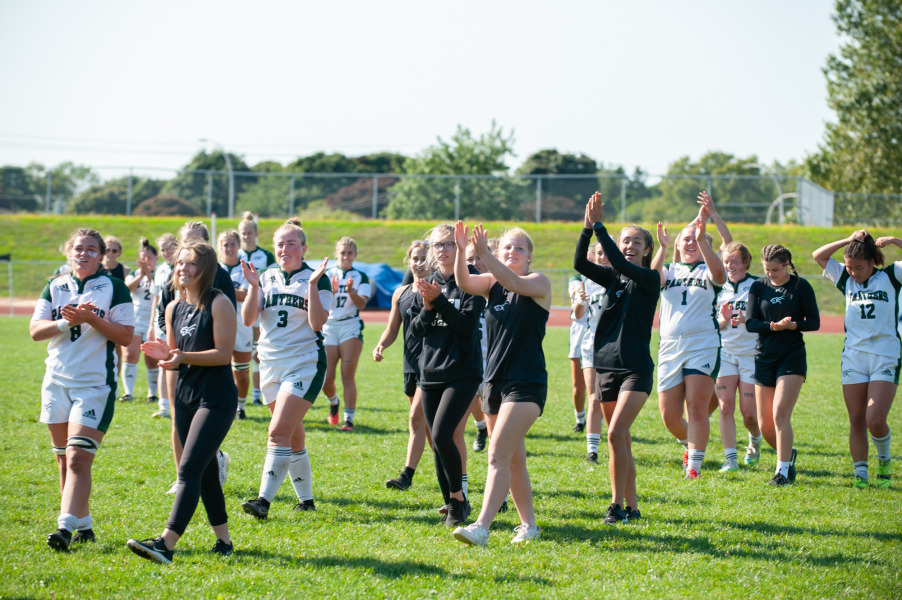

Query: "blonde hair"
<box><xmin>103</xmin><ymin>235</ymin><xmax>122</xmax><ymax>252</ymax></box>
<box><xmin>156</xmin><ymin>233</ymin><xmax>177</xmax><ymax>249</ymax></box>
<box><xmin>239</xmin><ymin>211</ymin><xmax>258</xmax><ymax>233</ymax></box>
<box><xmin>274</xmin><ymin>217</ymin><xmax>306</xmax><ymax>246</ymax></box>
<box><xmin>217</xmin><ymin>230</ymin><xmax>241</xmax><ymax>263</ymax></box>
<box><xmin>722</xmin><ymin>241</ymin><xmax>751</xmax><ymax>269</ymax></box>
<box><xmin>335</xmin><ymin>236</ymin><xmax>358</xmax><ymax>258</ymax></box>
<box><xmin>404</xmin><ymin>239</ymin><xmax>430</xmax><ymax>267</ymax></box>
<box><xmin>178</xmin><ymin>221</ymin><xmax>209</xmax><ymax>241</ymax></box>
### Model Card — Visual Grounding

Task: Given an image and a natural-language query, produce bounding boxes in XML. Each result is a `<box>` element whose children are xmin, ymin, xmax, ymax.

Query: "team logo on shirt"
<box><xmin>180</xmin><ymin>324</ymin><xmax>198</xmax><ymax>337</ymax></box>
<box><xmin>59</xmin><ymin>284</ymin><xmax>70</xmax><ymax>292</ymax></box>
<box><xmin>770</xmin><ymin>296</ymin><xmax>786</xmax><ymax>305</ymax></box>
<box><xmin>90</xmin><ymin>282</ymin><xmax>109</xmax><ymax>292</ymax></box>
<box><xmin>615</xmin><ymin>290</ymin><xmax>624</xmax><ymax>298</ymax></box>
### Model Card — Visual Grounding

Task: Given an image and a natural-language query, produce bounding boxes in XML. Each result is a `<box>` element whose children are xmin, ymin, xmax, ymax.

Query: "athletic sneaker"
<box><xmin>253</xmin><ymin>398</ymin><xmax>263</xmax><ymax>406</ymax></box>
<box><xmin>166</xmin><ymin>480</ymin><xmax>179</xmax><ymax>495</ymax></box>
<box><xmin>788</xmin><ymin>448</ymin><xmax>798</xmax><ymax>483</ymax></box>
<box><xmin>445</xmin><ymin>497</ymin><xmax>471</xmax><ymax>527</ymax></box>
<box><xmin>877</xmin><ymin>459</ymin><xmax>892</xmax><ymax>489</ymax></box>
<box><xmin>586</xmin><ymin>452</ymin><xmax>598</xmax><ymax>464</ymax></box>
<box><xmin>340</xmin><ymin>420</ymin><xmax>354</xmax><ymax>432</ymax></box>
<box><xmin>573</xmin><ymin>422</ymin><xmax>586</xmax><ymax>434</ymax></box>
<box><xmin>603</xmin><ymin>503</ymin><xmax>627</xmax><ymax>525</ymax></box>
<box><xmin>720</xmin><ymin>461</ymin><xmax>739</xmax><ymax>473</ymax></box>
<box><xmin>118</xmin><ymin>394</ymin><xmax>133</xmax><ymax>402</ymax></box>
<box><xmin>127</xmin><ymin>537</ymin><xmax>173</xmax><ymax>564</ymax></box>
<box><xmin>237</xmin><ymin>409</ymin><xmax>246</xmax><ymax>421</ymax></box>
<box><xmin>242</xmin><ymin>497</ymin><xmax>270</xmax><ymax>519</ymax></box>
<box><xmin>511</xmin><ymin>524</ymin><xmax>541</xmax><ymax>544</ymax></box>
<box><xmin>218</xmin><ymin>450</ymin><xmax>230</xmax><ymax>486</ymax></box>
<box><xmin>47</xmin><ymin>528</ymin><xmax>72</xmax><ymax>551</ymax></box>
<box><xmin>453</xmin><ymin>522</ymin><xmax>490</xmax><ymax>547</ymax></box>
<box><xmin>72</xmin><ymin>529</ymin><xmax>95</xmax><ymax>543</ymax></box>
<box><xmin>684</xmin><ymin>469</ymin><xmax>700</xmax><ymax>480</ymax></box>
<box><xmin>328</xmin><ymin>402</ymin><xmax>340</xmax><ymax>426</ymax></box>
<box><xmin>682</xmin><ymin>449</ymin><xmax>689</xmax><ymax>473</ymax></box>
<box><xmin>853</xmin><ymin>475</ymin><xmax>869</xmax><ymax>489</ymax></box>
<box><xmin>386</xmin><ymin>471</ymin><xmax>413</xmax><ymax>491</ymax></box>
<box><xmin>473</xmin><ymin>427</ymin><xmax>488</xmax><ymax>452</ymax></box>
<box><xmin>744</xmin><ymin>443</ymin><xmax>761</xmax><ymax>466</ymax></box>
<box><xmin>624</xmin><ymin>506</ymin><xmax>641</xmax><ymax>522</ymax></box>
<box><xmin>147</xmin><ymin>395</ymin><xmax>158</xmax><ymax>404</ymax></box>
<box><xmin>152</xmin><ymin>409</ymin><xmax>170</xmax><ymax>419</ymax></box>
<box><xmin>768</xmin><ymin>473</ymin><xmax>790</xmax><ymax>487</ymax></box>
<box><xmin>211</xmin><ymin>539</ymin><xmax>233</xmax><ymax>556</ymax></box>
<box><xmin>293</xmin><ymin>499</ymin><xmax>316</xmax><ymax>512</ymax></box>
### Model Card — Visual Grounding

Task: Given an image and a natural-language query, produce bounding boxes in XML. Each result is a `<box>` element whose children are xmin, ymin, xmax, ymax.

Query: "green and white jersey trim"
<box><xmin>659</xmin><ymin>261</ymin><xmax>722</xmax><ymax>348</ymax></box>
<box><xmin>325</xmin><ymin>266</ymin><xmax>371</xmax><ymax>321</ymax></box>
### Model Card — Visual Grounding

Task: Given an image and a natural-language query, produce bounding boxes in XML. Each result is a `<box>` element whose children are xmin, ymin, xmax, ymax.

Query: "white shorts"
<box><xmin>580</xmin><ymin>327</ymin><xmax>595</xmax><ymax>369</ymax></box>
<box><xmin>657</xmin><ymin>339</ymin><xmax>720</xmax><ymax>392</ymax></box>
<box><xmin>260</xmin><ymin>349</ymin><xmax>327</xmax><ymax>404</ymax></box>
<box><xmin>569</xmin><ymin>321</ymin><xmax>587</xmax><ymax>360</ymax></box>
<box><xmin>40</xmin><ymin>374</ymin><xmax>116</xmax><ymax>433</ymax></box>
<box><xmin>133</xmin><ymin>320</ymin><xmax>150</xmax><ymax>341</ymax></box>
<box><xmin>323</xmin><ymin>318</ymin><xmax>364</xmax><ymax>346</ymax></box>
<box><xmin>718</xmin><ymin>349</ymin><xmax>756</xmax><ymax>385</ymax></box>
<box><xmin>841</xmin><ymin>350</ymin><xmax>900</xmax><ymax>385</ymax></box>
<box><xmin>235</xmin><ymin>320</ymin><xmax>253</xmax><ymax>354</ymax></box>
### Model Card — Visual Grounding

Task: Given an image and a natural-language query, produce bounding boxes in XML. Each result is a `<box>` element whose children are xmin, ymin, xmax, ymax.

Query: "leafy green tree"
<box><xmin>66</xmin><ymin>176</ymin><xmax>167</xmax><ymax>215</ymax></box>
<box><xmin>806</xmin><ymin>0</ymin><xmax>902</xmax><ymax>195</ymax></box>
<box><xmin>133</xmin><ymin>194</ymin><xmax>201</xmax><ymax>217</ymax></box>
<box><xmin>162</xmin><ymin>151</ymin><xmax>250</xmax><ymax>215</ymax></box>
<box><xmin>354</xmin><ymin>152</ymin><xmax>407</xmax><ymax>174</ymax></box>
<box><xmin>384</xmin><ymin>122</ymin><xmax>526</xmax><ymax>220</ymax></box>
<box><xmin>25</xmin><ymin>162</ymin><xmax>98</xmax><ymax>213</ymax></box>
<box><xmin>0</xmin><ymin>166</ymin><xmax>39</xmax><ymax>211</ymax></box>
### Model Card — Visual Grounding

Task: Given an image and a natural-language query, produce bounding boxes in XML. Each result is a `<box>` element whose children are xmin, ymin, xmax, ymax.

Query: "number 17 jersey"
<box><xmin>256</xmin><ymin>264</ymin><xmax>334</xmax><ymax>361</ymax></box>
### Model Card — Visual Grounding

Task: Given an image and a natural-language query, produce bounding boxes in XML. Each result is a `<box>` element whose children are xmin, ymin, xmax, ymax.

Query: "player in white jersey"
<box><xmin>813</xmin><ymin>230</ymin><xmax>901</xmax><ymax>489</ymax></box>
<box><xmin>238</xmin><ymin>211</ymin><xmax>277</xmax><ymax>406</ymax></box>
<box><xmin>714</xmin><ymin>242</ymin><xmax>762</xmax><ymax>472</ymax></box>
<box><xmin>241</xmin><ymin>218</ymin><xmax>332</xmax><ymax>518</ymax></box>
<box><xmin>121</xmin><ymin>237</ymin><xmax>160</xmax><ymax>405</ymax></box>
<box><xmin>653</xmin><ymin>192</ymin><xmax>729</xmax><ymax>479</ymax></box>
<box><xmin>321</xmin><ymin>237</ymin><xmax>371</xmax><ymax>431</ymax></box>
<box><xmin>568</xmin><ymin>272</ymin><xmax>589</xmax><ymax>433</ymax></box>
<box><xmin>30</xmin><ymin>229</ymin><xmax>135</xmax><ymax>552</ymax></box>
<box><xmin>218</xmin><ymin>230</ymin><xmax>252</xmax><ymax>420</ymax></box>
<box><xmin>148</xmin><ymin>233</ymin><xmax>177</xmax><ymax>419</ymax></box>
<box><xmin>578</xmin><ymin>241</ymin><xmax>609</xmax><ymax>464</ymax></box>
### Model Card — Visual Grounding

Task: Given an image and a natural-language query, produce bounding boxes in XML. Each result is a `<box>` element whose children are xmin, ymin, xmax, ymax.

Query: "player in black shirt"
<box><xmin>745</xmin><ymin>244</ymin><xmax>820</xmax><ymax>486</ymax></box>
<box><xmin>451</xmin><ymin>221</ymin><xmax>551</xmax><ymax>547</ymax></box>
<box><xmin>128</xmin><ymin>239</ymin><xmax>238</xmax><ymax>563</ymax></box>
<box><xmin>575</xmin><ymin>193</ymin><xmax>660</xmax><ymax>524</ymax></box>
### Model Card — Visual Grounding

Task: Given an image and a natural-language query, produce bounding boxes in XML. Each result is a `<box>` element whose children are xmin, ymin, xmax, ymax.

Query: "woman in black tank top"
<box><xmin>128</xmin><ymin>239</ymin><xmax>238</xmax><ymax>564</ymax></box>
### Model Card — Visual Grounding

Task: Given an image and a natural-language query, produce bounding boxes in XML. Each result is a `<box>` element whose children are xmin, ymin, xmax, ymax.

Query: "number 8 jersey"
<box><xmin>256</xmin><ymin>264</ymin><xmax>334</xmax><ymax>361</ymax></box>
<box><xmin>824</xmin><ymin>257</ymin><xmax>902</xmax><ymax>358</ymax></box>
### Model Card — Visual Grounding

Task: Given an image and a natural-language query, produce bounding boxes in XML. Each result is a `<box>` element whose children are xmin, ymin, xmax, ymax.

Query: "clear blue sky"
<box><xmin>0</xmin><ymin>1</ymin><xmax>839</xmax><ymax>179</ymax></box>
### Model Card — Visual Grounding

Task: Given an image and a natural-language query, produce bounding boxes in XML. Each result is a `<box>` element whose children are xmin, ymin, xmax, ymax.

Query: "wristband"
<box><xmin>57</xmin><ymin>320</ymin><xmax>69</xmax><ymax>332</ymax></box>
<box><xmin>593</xmin><ymin>222</ymin><xmax>604</xmax><ymax>230</ymax></box>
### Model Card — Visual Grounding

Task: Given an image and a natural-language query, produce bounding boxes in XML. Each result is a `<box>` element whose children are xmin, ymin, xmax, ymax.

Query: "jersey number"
<box><xmin>144</xmin><ymin>290</ymin><xmax>151</xmax><ymax>301</ymax></box>
<box><xmin>859</xmin><ymin>303</ymin><xmax>876</xmax><ymax>319</ymax></box>
<box><xmin>681</xmin><ymin>290</ymin><xmax>688</xmax><ymax>306</ymax></box>
<box><xmin>69</xmin><ymin>325</ymin><xmax>81</xmax><ymax>342</ymax></box>
<box><xmin>277</xmin><ymin>310</ymin><xmax>288</xmax><ymax>328</ymax></box>
<box><xmin>336</xmin><ymin>296</ymin><xmax>347</xmax><ymax>308</ymax></box>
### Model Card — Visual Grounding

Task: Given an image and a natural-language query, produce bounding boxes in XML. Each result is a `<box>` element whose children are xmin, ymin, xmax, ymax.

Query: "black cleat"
<box><xmin>127</xmin><ymin>537</ymin><xmax>173</xmax><ymax>564</ymax></box>
<box><xmin>293</xmin><ymin>499</ymin><xmax>316</xmax><ymax>512</ymax></box>
<box><xmin>118</xmin><ymin>394</ymin><xmax>133</xmax><ymax>402</ymax></box>
<box><xmin>472</xmin><ymin>427</ymin><xmax>488</xmax><ymax>452</ymax></box>
<box><xmin>573</xmin><ymin>422</ymin><xmax>586</xmax><ymax>434</ymax></box>
<box><xmin>242</xmin><ymin>497</ymin><xmax>270</xmax><ymax>519</ymax></box>
<box><xmin>768</xmin><ymin>473</ymin><xmax>790</xmax><ymax>487</ymax></box>
<box><xmin>624</xmin><ymin>506</ymin><xmax>641</xmax><ymax>522</ymax></box>
<box><xmin>445</xmin><ymin>497</ymin><xmax>471</xmax><ymax>528</ymax></box>
<box><xmin>386</xmin><ymin>471</ymin><xmax>413</xmax><ymax>491</ymax></box>
<box><xmin>47</xmin><ymin>528</ymin><xmax>72</xmax><ymax>551</ymax></box>
<box><xmin>603</xmin><ymin>503</ymin><xmax>628</xmax><ymax>525</ymax></box>
<box><xmin>586</xmin><ymin>452</ymin><xmax>598</xmax><ymax>464</ymax></box>
<box><xmin>146</xmin><ymin>395</ymin><xmax>158</xmax><ymax>403</ymax></box>
<box><xmin>211</xmin><ymin>539</ymin><xmax>233</xmax><ymax>556</ymax></box>
<box><xmin>237</xmin><ymin>409</ymin><xmax>246</xmax><ymax>420</ymax></box>
<box><xmin>72</xmin><ymin>528</ymin><xmax>96</xmax><ymax>544</ymax></box>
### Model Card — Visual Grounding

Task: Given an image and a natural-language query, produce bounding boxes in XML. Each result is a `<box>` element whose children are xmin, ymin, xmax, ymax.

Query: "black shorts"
<box><xmin>754</xmin><ymin>352</ymin><xmax>807</xmax><ymax>387</ymax></box>
<box><xmin>403</xmin><ymin>372</ymin><xmax>419</xmax><ymax>398</ymax></box>
<box><xmin>595</xmin><ymin>370</ymin><xmax>653</xmax><ymax>403</ymax></box>
<box><xmin>482</xmin><ymin>380</ymin><xmax>547</xmax><ymax>416</ymax></box>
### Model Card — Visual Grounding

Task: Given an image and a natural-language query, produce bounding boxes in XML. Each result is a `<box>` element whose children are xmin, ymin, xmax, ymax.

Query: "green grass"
<box><xmin>3</xmin><ymin>215</ymin><xmax>902</xmax><ymax>313</ymax></box>
<box><xmin>0</xmin><ymin>317</ymin><xmax>900</xmax><ymax>599</ymax></box>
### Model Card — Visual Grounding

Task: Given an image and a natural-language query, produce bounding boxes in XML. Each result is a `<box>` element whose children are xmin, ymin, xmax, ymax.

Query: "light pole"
<box><xmin>744</xmin><ymin>162</ymin><xmax>784</xmax><ymax>225</ymax></box>
<box><xmin>199</xmin><ymin>138</ymin><xmax>234</xmax><ymax>218</ymax></box>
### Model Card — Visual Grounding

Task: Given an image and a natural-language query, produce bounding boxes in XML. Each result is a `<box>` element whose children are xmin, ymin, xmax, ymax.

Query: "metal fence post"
<box><xmin>536</xmin><ymin>177</ymin><xmax>542</xmax><ymax>223</ymax></box>
<box><xmin>7</xmin><ymin>260</ymin><xmax>12</xmax><ymax>316</ymax></box>
<box><xmin>620</xmin><ymin>177</ymin><xmax>627</xmax><ymax>222</ymax></box>
<box><xmin>454</xmin><ymin>177</ymin><xmax>461</xmax><ymax>221</ymax></box>
<box><xmin>372</xmin><ymin>176</ymin><xmax>379</xmax><ymax>219</ymax></box>
<box><xmin>289</xmin><ymin>175</ymin><xmax>296</xmax><ymax>216</ymax></box>
<box><xmin>206</xmin><ymin>173</ymin><xmax>213</xmax><ymax>217</ymax></box>
<box><xmin>126</xmin><ymin>168</ymin><xmax>133</xmax><ymax>216</ymax></box>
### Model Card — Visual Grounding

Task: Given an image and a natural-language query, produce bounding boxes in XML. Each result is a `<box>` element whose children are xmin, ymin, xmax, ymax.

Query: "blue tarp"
<box><xmin>311</xmin><ymin>260</ymin><xmax>404</xmax><ymax>309</ymax></box>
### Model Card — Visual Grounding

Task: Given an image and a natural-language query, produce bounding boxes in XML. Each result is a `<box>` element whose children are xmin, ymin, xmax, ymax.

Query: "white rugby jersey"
<box><xmin>239</xmin><ymin>246</ymin><xmax>276</xmax><ymax>272</ymax></box>
<box><xmin>126</xmin><ymin>272</ymin><xmax>154</xmax><ymax>326</ymax></box>
<box><xmin>825</xmin><ymin>258</ymin><xmax>902</xmax><ymax>358</ymax></box>
<box><xmin>32</xmin><ymin>272</ymin><xmax>134</xmax><ymax>387</ymax></box>
<box><xmin>583</xmin><ymin>279</ymin><xmax>606</xmax><ymax>334</ymax></box>
<box><xmin>149</xmin><ymin>262</ymin><xmax>172</xmax><ymax>298</ymax></box>
<box><xmin>325</xmin><ymin>266</ymin><xmax>371</xmax><ymax>321</ymax></box>
<box><xmin>659</xmin><ymin>261</ymin><xmax>722</xmax><ymax>347</ymax></box>
<box><xmin>717</xmin><ymin>274</ymin><xmax>758</xmax><ymax>355</ymax></box>
<box><xmin>221</xmin><ymin>262</ymin><xmax>249</xmax><ymax>317</ymax></box>
<box><xmin>256</xmin><ymin>264</ymin><xmax>333</xmax><ymax>360</ymax></box>
<box><xmin>568</xmin><ymin>274</ymin><xmax>589</xmax><ymax>325</ymax></box>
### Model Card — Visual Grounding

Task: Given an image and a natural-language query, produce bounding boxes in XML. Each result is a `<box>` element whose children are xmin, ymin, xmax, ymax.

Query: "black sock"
<box><xmin>403</xmin><ymin>466</ymin><xmax>416</xmax><ymax>478</ymax></box>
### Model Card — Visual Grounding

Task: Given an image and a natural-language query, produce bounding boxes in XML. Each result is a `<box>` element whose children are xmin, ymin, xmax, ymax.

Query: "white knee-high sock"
<box><xmin>122</xmin><ymin>363</ymin><xmax>138</xmax><ymax>396</ymax></box>
<box><xmin>146</xmin><ymin>366</ymin><xmax>159</xmax><ymax>397</ymax></box>
<box><xmin>872</xmin><ymin>430</ymin><xmax>891</xmax><ymax>461</ymax></box>
<box><xmin>288</xmin><ymin>449</ymin><xmax>313</xmax><ymax>502</ymax></box>
<box><xmin>587</xmin><ymin>433</ymin><xmax>601</xmax><ymax>454</ymax></box>
<box><xmin>258</xmin><ymin>446</ymin><xmax>292</xmax><ymax>502</ymax></box>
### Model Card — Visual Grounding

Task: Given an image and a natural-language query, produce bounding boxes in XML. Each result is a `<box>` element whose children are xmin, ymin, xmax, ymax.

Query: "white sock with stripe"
<box><xmin>872</xmin><ymin>430</ymin><xmax>891</xmax><ymax>461</ymax></box>
<box><xmin>587</xmin><ymin>433</ymin><xmax>601</xmax><ymax>454</ymax></box>
<box><xmin>258</xmin><ymin>446</ymin><xmax>292</xmax><ymax>502</ymax></box>
<box><xmin>288</xmin><ymin>449</ymin><xmax>313</xmax><ymax>502</ymax></box>
<box><xmin>122</xmin><ymin>363</ymin><xmax>138</xmax><ymax>396</ymax></box>
<box><xmin>146</xmin><ymin>366</ymin><xmax>159</xmax><ymax>397</ymax></box>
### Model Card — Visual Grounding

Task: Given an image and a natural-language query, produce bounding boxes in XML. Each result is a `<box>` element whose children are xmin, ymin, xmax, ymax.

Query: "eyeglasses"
<box><xmin>431</xmin><ymin>242</ymin><xmax>456</xmax><ymax>251</ymax></box>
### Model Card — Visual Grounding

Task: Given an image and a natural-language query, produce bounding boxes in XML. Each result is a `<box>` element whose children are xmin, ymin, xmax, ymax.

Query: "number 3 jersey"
<box><xmin>32</xmin><ymin>272</ymin><xmax>134</xmax><ymax>387</ymax></box>
<box><xmin>255</xmin><ymin>264</ymin><xmax>333</xmax><ymax>361</ymax></box>
<box><xmin>824</xmin><ymin>257</ymin><xmax>902</xmax><ymax>358</ymax></box>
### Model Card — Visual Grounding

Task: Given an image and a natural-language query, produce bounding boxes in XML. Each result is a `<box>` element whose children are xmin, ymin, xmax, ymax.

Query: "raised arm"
<box><xmin>470</xmin><ymin>223</ymin><xmax>551</xmax><ymax>310</ymax></box>
<box><xmin>307</xmin><ymin>258</ymin><xmax>332</xmax><ymax>331</ymax></box>
<box><xmin>453</xmin><ymin>221</ymin><xmax>493</xmax><ymax>298</ymax></box>
<box><xmin>695</xmin><ymin>214</ymin><xmax>726</xmax><ymax>285</ymax></box>
<box><xmin>240</xmin><ymin>259</ymin><xmax>261</xmax><ymax>327</ymax></box>
<box><xmin>698</xmin><ymin>191</ymin><xmax>732</xmax><ymax>249</ymax></box>
<box><xmin>651</xmin><ymin>222</ymin><xmax>669</xmax><ymax>287</ymax></box>
<box><xmin>812</xmin><ymin>230</ymin><xmax>863</xmax><ymax>270</ymax></box>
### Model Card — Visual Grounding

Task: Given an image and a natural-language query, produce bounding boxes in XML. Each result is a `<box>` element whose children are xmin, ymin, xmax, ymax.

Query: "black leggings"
<box><xmin>420</xmin><ymin>378</ymin><xmax>480</xmax><ymax>502</ymax></box>
<box><xmin>166</xmin><ymin>404</ymin><xmax>235</xmax><ymax>536</ymax></box>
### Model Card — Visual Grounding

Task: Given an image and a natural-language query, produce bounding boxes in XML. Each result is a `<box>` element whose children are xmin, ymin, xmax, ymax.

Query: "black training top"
<box><xmin>157</xmin><ymin>264</ymin><xmax>237</xmax><ymax>331</ymax></box>
<box><xmin>410</xmin><ymin>267</ymin><xmax>486</xmax><ymax>388</ymax></box>
<box><xmin>484</xmin><ymin>281</ymin><xmax>548</xmax><ymax>384</ymax></box>
<box><xmin>574</xmin><ymin>225</ymin><xmax>660</xmax><ymax>373</ymax></box>
<box><xmin>170</xmin><ymin>288</ymin><xmax>239</xmax><ymax>411</ymax></box>
<box><xmin>745</xmin><ymin>274</ymin><xmax>820</xmax><ymax>358</ymax></box>
<box><xmin>398</xmin><ymin>283</ymin><xmax>423</xmax><ymax>375</ymax></box>
<box><xmin>105</xmin><ymin>263</ymin><xmax>126</xmax><ymax>281</ymax></box>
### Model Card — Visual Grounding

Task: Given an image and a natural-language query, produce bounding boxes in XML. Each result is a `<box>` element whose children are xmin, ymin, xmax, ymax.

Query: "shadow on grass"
<box><xmin>713</xmin><ymin>518</ymin><xmax>902</xmax><ymax>542</ymax></box>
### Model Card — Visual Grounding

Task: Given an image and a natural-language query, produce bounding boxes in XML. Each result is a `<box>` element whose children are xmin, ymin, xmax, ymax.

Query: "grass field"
<box><xmin>1</xmin><ymin>317</ymin><xmax>900</xmax><ymax>599</ymax></box>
